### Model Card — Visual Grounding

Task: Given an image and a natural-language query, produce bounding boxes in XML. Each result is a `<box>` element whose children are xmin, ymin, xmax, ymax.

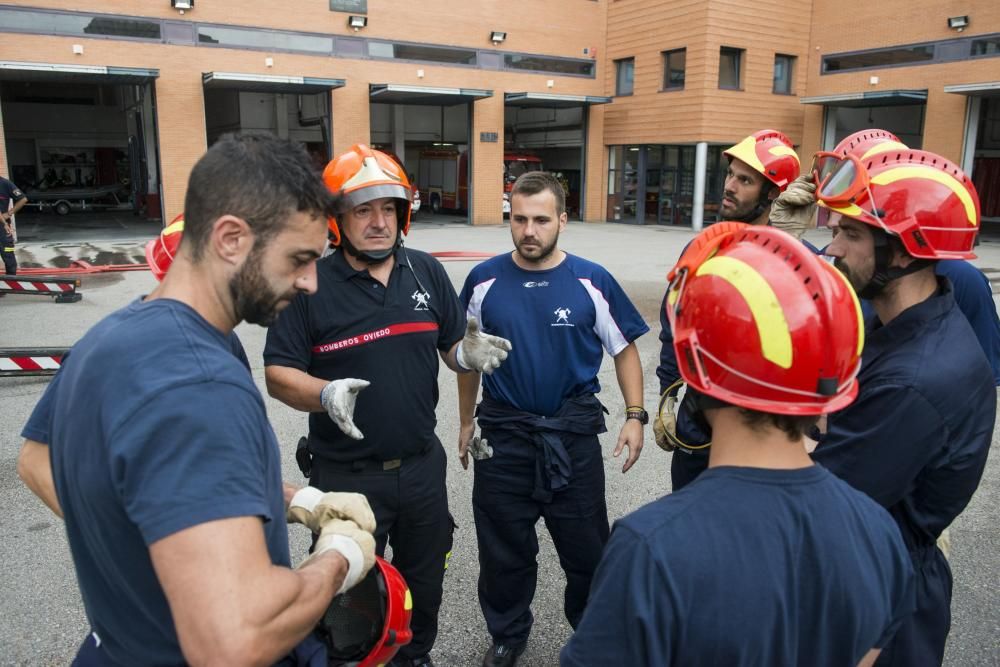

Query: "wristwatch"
<box><xmin>626</xmin><ymin>407</ymin><xmax>649</xmax><ymax>425</ymax></box>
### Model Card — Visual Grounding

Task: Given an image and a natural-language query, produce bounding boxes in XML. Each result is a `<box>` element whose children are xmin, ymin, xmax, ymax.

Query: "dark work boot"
<box><xmin>482</xmin><ymin>642</ymin><xmax>525</xmax><ymax>667</ymax></box>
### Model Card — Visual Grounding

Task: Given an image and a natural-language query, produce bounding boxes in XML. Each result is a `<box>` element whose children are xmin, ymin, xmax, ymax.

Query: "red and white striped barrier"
<box><xmin>0</xmin><ymin>348</ymin><xmax>68</xmax><ymax>377</ymax></box>
<box><xmin>0</xmin><ymin>275</ymin><xmax>82</xmax><ymax>302</ymax></box>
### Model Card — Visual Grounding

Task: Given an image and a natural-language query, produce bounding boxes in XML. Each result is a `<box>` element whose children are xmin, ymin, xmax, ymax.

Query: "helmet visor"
<box><xmin>813</xmin><ymin>153</ymin><xmax>869</xmax><ymax>206</ymax></box>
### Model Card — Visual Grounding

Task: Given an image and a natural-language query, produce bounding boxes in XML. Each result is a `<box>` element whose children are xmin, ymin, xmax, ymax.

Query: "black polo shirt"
<box><xmin>264</xmin><ymin>246</ymin><xmax>465</xmax><ymax>462</ymax></box>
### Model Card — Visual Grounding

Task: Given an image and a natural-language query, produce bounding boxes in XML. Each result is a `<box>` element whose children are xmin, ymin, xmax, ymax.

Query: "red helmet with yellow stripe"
<box><xmin>723</xmin><ymin>130</ymin><xmax>801</xmax><ymax>192</ymax></box>
<box><xmin>817</xmin><ymin>149</ymin><xmax>980</xmax><ymax>259</ymax></box>
<box><xmin>145</xmin><ymin>213</ymin><xmax>185</xmax><ymax>281</ymax></box>
<box><xmin>833</xmin><ymin>129</ymin><xmax>908</xmax><ymax>161</ymax></box>
<box><xmin>322</xmin><ymin>144</ymin><xmax>413</xmax><ymax>247</ymax></box>
<box><xmin>664</xmin><ymin>223</ymin><xmax>863</xmax><ymax>415</ymax></box>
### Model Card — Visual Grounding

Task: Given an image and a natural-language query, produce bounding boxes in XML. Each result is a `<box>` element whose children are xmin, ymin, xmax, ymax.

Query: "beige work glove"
<box><xmin>653</xmin><ymin>393</ymin><xmax>678</xmax><ymax>452</ymax></box>
<box><xmin>287</xmin><ymin>487</ymin><xmax>376</xmax><ymax>535</ymax></box>
<box><xmin>937</xmin><ymin>528</ymin><xmax>951</xmax><ymax>561</ymax></box>
<box><xmin>769</xmin><ymin>175</ymin><xmax>816</xmax><ymax>240</ymax></box>
<box><xmin>304</xmin><ymin>518</ymin><xmax>377</xmax><ymax>594</ymax></box>
<box><xmin>457</xmin><ymin>316</ymin><xmax>512</xmax><ymax>374</ymax></box>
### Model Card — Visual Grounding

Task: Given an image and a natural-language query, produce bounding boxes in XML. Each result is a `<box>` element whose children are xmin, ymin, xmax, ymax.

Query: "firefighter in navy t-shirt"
<box><xmin>457</xmin><ymin>171</ymin><xmax>648</xmax><ymax>667</ymax></box>
<box><xmin>563</xmin><ymin>223</ymin><xmax>915</xmax><ymax>667</ymax></box>
<box><xmin>264</xmin><ymin>144</ymin><xmax>511</xmax><ymax>667</ymax></box>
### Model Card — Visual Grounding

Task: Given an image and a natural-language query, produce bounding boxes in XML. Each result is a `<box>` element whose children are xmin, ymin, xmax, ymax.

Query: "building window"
<box><xmin>197</xmin><ymin>25</ymin><xmax>333</xmax><ymax>54</ymax></box>
<box><xmin>662</xmin><ymin>48</ymin><xmax>686</xmax><ymax>90</ymax></box>
<box><xmin>971</xmin><ymin>36</ymin><xmax>1000</xmax><ymax>56</ymax></box>
<box><xmin>503</xmin><ymin>54</ymin><xmax>595</xmax><ymax>77</ymax></box>
<box><xmin>615</xmin><ymin>58</ymin><xmax>635</xmax><ymax>96</ymax></box>
<box><xmin>719</xmin><ymin>47</ymin><xmax>744</xmax><ymax>90</ymax></box>
<box><xmin>0</xmin><ymin>7</ymin><xmax>161</xmax><ymax>40</ymax></box>
<box><xmin>822</xmin><ymin>45</ymin><xmax>934</xmax><ymax>73</ymax></box>
<box><xmin>773</xmin><ymin>54</ymin><xmax>795</xmax><ymax>94</ymax></box>
<box><xmin>369</xmin><ymin>41</ymin><xmax>477</xmax><ymax>66</ymax></box>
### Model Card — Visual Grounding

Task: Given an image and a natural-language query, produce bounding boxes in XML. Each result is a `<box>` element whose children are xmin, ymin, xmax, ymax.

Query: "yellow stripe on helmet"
<box><xmin>725</xmin><ymin>135</ymin><xmax>767</xmax><ymax>174</ymax></box>
<box><xmin>871</xmin><ymin>166</ymin><xmax>977</xmax><ymax>227</ymax></box>
<box><xmin>163</xmin><ymin>219</ymin><xmax>185</xmax><ymax>236</ymax></box>
<box><xmin>404</xmin><ymin>588</ymin><xmax>413</xmax><ymax>611</ymax></box>
<box><xmin>860</xmin><ymin>140</ymin><xmax>908</xmax><ymax>161</ymax></box>
<box><xmin>768</xmin><ymin>144</ymin><xmax>800</xmax><ymax>167</ymax></box>
<box><xmin>696</xmin><ymin>255</ymin><xmax>793</xmax><ymax>369</ymax></box>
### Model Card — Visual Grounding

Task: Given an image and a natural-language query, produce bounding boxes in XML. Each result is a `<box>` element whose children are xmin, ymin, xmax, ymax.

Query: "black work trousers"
<box><xmin>309</xmin><ymin>442</ymin><xmax>453</xmax><ymax>661</ymax></box>
<box><xmin>472</xmin><ymin>427</ymin><xmax>609</xmax><ymax>648</ymax></box>
<box><xmin>2</xmin><ymin>227</ymin><xmax>15</xmax><ymax>275</ymax></box>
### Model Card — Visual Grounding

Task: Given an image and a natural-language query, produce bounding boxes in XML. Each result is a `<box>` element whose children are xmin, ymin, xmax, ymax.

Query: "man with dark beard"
<box><xmin>653</xmin><ymin>130</ymin><xmax>804</xmax><ymax>491</ymax></box>
<box><xmin>456</xmin><ymin>171</ymin><xmax>647</xmax><ymax>667</ymax></box>
<box><xmin>813</xmin><ymin>148</ymin><xmax>995</xmax><ymax>667</ymax></box>
<box><xmin>264</xmin><ymin>144</ymin><xmax>511</xmax><ymax>667</ymax></box>
<box><xmin>16</xmin><ymin>134</ymin><xmax>380</xmax><ymax>665</ymax></box>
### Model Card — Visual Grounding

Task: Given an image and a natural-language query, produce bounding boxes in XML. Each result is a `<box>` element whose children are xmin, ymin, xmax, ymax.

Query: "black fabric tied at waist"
<box><xmin>476</xmin><ymin>394</ymin><xmax>608</xmax><ymax>503</ymax></box>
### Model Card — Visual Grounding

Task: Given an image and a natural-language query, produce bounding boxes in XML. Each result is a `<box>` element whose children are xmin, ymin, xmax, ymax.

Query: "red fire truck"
<box><xmin>417</xmin><ymin>149</ymin><xmax>543</xmax><ymax>215</ymax></box>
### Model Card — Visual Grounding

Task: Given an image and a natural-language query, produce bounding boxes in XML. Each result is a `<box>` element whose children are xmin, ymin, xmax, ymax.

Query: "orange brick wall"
<box><xmin>0</xmin><ymin>1</ymin><xmax>606</xmax><ymax>223</ymax></box>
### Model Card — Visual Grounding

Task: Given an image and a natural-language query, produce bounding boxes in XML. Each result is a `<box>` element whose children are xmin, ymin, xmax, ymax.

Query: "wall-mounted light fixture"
<box><xmin>171</xmin><ymin>0</ymin><xmax>193</xmax><ymax>13</ymax></box>
<box><xmin>348</xmin><ymin>15</ymin><xmax>368</xmax><ymax>32</ymax></box>
<box><xmin>947</xmin><ymin>15</ymin><xmax>969</xmax><ymax>31</ymax></box>
<box><xmin>490</xmin><ymin>31</ymin><xmax>507</xmax><ymax>45</ymax></box>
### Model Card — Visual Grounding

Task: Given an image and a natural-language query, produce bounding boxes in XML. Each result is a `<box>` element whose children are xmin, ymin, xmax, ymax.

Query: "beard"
<box><xmin>720</xmin><ymin>192</ymin><xmax>760</xmax><ymax>222</ymax></box>
<box><xmin>229</xmin><ymin>251</ymin><xmax>295</xmax><ymax>326</ymax></box>
<box><xmin>514</xmin><ymin>235</ymin><xmax>559</xmax><ymax>264</ymax></box>
<box><xmin>833</xmin><ymin>258</ymin><xmax>871</xmax><ymax>295</ymax></box>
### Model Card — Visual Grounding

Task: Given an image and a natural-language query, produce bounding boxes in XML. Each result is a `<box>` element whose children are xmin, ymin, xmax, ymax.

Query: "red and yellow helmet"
<box><xmin>665</xmin><ymin>223</ymin><xmax>863</xmax><ymax>415</ymax></box>
<box><xmin>322</xmin><ymin>144</ymin><xmax>413</xmax><ymax>246</ymax></box>
<box><xmin>318</xmin><ymin>556</ymin><xmax>414</xmax><ymax>667</ymax></box>
<box><xmin>144</xmin><ymin>213</ymin><xmax>185</xmax><ymax>281</ymax></box>
<box><xmin>723</xmin><ymin>129</ymin><xmax>801</xmax><ymax>192</ymax></box>
<box><xmin>817</xmin><ymin>149</ymin><xmax>980</xmax><ymax>259</ymax></box>
<box><xmin>833</xmin><ymin>128</ymin><xmax>908</xmax><ymax>161</ymax></box>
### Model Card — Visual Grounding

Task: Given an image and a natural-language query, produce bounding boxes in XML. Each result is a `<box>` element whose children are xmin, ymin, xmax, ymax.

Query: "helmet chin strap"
<box><xmin>857</xmin><ymin>229</ymin><xmax>933</xmax><ymax>300</ymax></box>
<box><xmin>340</xmin><ymin>229</ymin><xmax>402</xmax><ymax>265</ymax></box>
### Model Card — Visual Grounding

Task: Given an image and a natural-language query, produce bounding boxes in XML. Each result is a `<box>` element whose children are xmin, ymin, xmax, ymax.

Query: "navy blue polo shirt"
<box><xmin>561</xmin><ymin>465</ymin><xmax>915</xmax><ymax>666</ymax></box>
<box><xmin>813</xmin><ymin>278</ymin><xmax>996</xmax><ymax>549</ymax></box>
<box><xmin>264</xmin><ymin>246</ymin><xmax>465</xmax><ymax>462</ymax></box>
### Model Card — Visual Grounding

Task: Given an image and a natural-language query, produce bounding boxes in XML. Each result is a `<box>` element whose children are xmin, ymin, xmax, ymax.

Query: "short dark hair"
<box><xmin>183</xmin><ymin>133</ymin><xmax>338</xmax><ymax>258</ymax></box>
<box><xmin>511</xmin><ymin>171</ymin><xmax>566</xmax><ymax>216</ymax></box>
<box><xmin>738</xmin><ymin>408</ymin><xmax>819</xmax><ymax>442</ymax></box>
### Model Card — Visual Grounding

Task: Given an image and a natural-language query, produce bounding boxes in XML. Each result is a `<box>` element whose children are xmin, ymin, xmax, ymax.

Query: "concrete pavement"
<box><xmin>1</xmin><ymin>221</ymin><xmax>998</xmax><ymax>665</ymax></box>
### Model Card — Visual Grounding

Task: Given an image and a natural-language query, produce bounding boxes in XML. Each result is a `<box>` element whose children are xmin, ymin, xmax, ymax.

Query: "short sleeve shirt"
<box><xmin>460</xmin><ymin>252</ymin><xmax>648</xmax><ymax>416</ymax></box>
<box><xmin>22</xmin><ymin>298</ymin><xmax>288</xmax><ymax>666</ymax></box>
<box><xmin>561</xmin><ymin>466</ymin><xmax>915</xmax><ymax>666</ymax></box>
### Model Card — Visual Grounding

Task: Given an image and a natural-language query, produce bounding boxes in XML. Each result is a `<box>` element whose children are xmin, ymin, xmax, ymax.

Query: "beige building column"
<box><xmin>922</xmin><ymin>88</ymin><xmax>967</xmax><ymax>165</ymax></box>
<box><xmin>157</xmin><ymin>69</ymin><xmax>209</xmax><ymax>222</ymax></box>
<box><xmin>331</xmin><ymin>83</ymin><xmax>371</xmax><ymax>157</ymax></box>
<box><xmin>584</xmin><ymin>104</ymin><xmax>607</xmax><ymax>222</ymax></box>
<box><xmin>471</xmin><ymin>93</ymin><xmax>504</xmax><ymax>226</ymax></box>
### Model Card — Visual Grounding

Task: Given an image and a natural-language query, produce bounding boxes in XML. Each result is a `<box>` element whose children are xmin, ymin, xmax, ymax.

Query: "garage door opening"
<box><xmin>504</xmin><ymin>93</ymin><xmax>610</xmax><ymax>221</ymax></box>
<box><xmin>203</xmin><ymin>72</ymin><xmax>342</xmax><ymax>171</ymax></box>
<box><xmin>0</xmin><ymin>62</ymin><xmax>162</xmax><ymax>242</ymax></box>
<box><xmin>370</xmin><ymin>84</ymin><xmax>490</xmax><ymax>224</ymax></box>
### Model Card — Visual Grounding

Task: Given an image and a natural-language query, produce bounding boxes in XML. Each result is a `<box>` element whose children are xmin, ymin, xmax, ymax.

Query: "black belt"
<box><xmin>313</xmin><ymin>444</ymin><xmax>430</xmax><ymax>473</ymax></box>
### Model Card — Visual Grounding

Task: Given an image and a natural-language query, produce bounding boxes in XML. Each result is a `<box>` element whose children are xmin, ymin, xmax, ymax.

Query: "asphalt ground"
<box><xmin>1</xmin><ymin>222</ymin><xmax>998</xmax><ymax>666</ymax></box>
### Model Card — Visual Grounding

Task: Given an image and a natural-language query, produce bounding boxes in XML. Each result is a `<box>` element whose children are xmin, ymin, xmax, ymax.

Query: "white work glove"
<box><xmin>320</xmin><ymin>378</ymin><xmax>370</xmax><ymax>440</ymax></box>
<box><xmin>290</xmin><ymin>487</ymin><xmax>377</xmax><ymax>595</ymax></box>
<box><xmin>456</xmin><ymin>316</ymin><xmax>512</xmax><ymax>374</ymax></box>
<box><xmin>469</xmin><ymin>436</ymin><xmax>494</xmax><ymax>461</ymax></box>
<box><xmin>769</xmin><ymin>175</ymin><xmax>817</xmax><ymax>239</ymax></box>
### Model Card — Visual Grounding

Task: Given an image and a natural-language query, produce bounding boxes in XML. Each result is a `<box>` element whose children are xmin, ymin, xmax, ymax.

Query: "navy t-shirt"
<box><xmin>459</xmin><ymin>252</ymin><xmax>648</xmax><ymax>416</ymax></box>
<box><xmin>264</xmin><ymin>247</ymin><xmax>465</xmax><ymax>461</ymax></box>
<box><xmin>561</xmin><ymin>465</ymin><xmax>915</xmax><ymax>666</ymax></box>
<box><xmin>22</xmin><ymin>298</ymin><xmax>289</xmax><ymax>666</ymax></box>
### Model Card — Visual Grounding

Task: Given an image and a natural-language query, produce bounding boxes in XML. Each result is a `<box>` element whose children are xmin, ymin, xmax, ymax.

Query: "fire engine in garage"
<box><xmin>417</xmin><ymin>149</ymin><xmax>543</xmax><ymax>216</ymax></box>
